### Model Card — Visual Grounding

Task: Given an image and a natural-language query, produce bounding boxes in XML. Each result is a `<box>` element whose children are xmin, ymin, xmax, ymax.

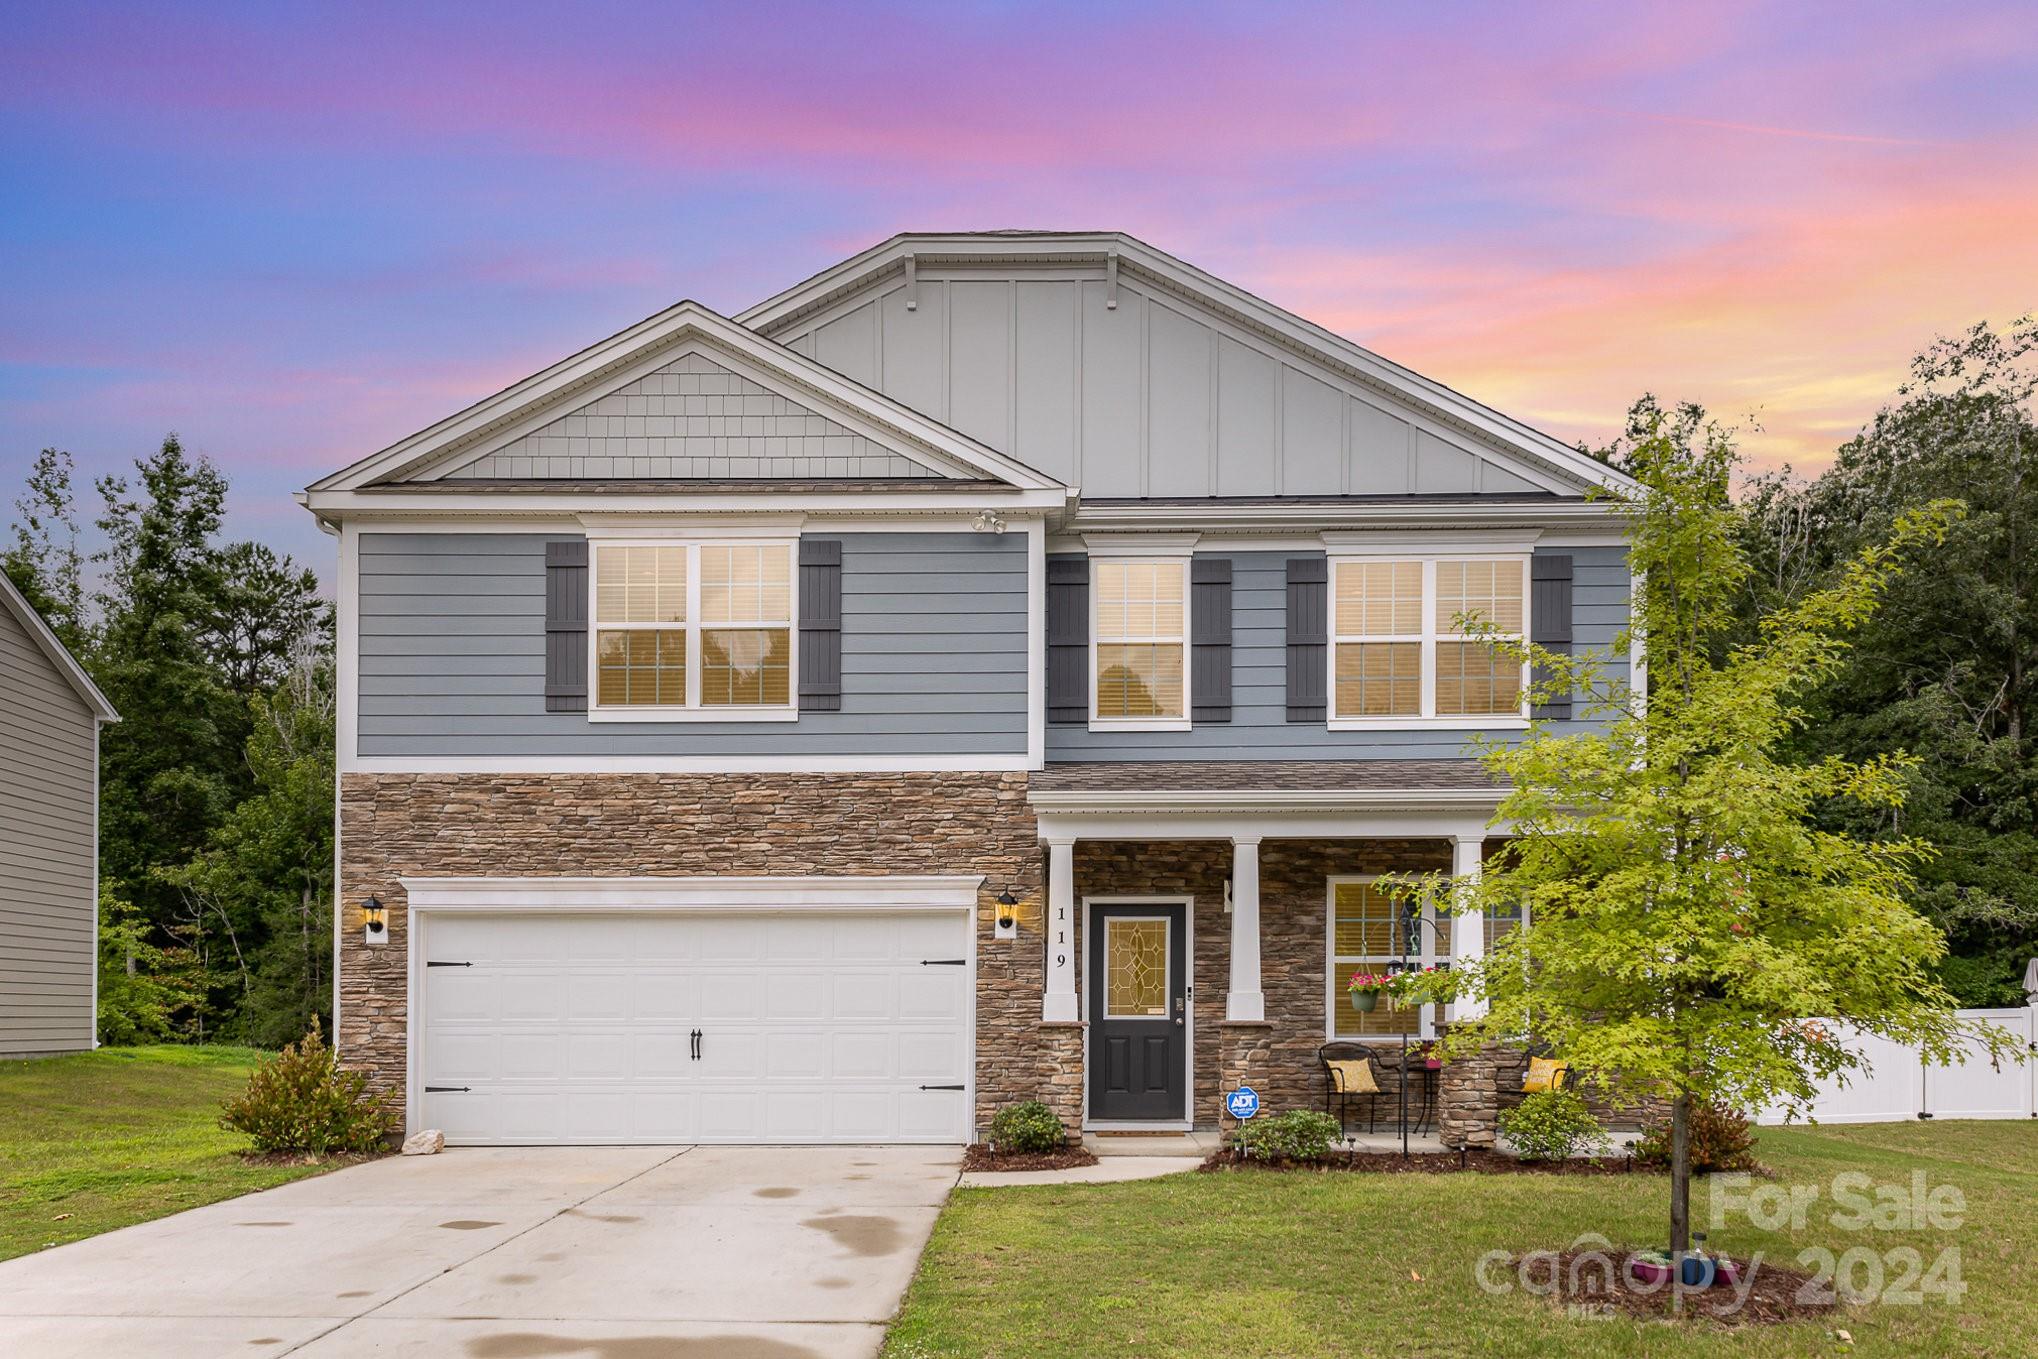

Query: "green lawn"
<box><xmin>884</xmin><ymin>1122</ymin><xmax>2036</xmax><ymax>1358</ymax></box>
<box><xmin>0</xmin><ymin>1045</ymin><xmax>345</xmax><ymax>1261</ymax></box>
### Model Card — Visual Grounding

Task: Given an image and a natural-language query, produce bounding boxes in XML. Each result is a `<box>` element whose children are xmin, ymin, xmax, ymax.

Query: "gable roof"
<box><xmin>308</xmin><ymin>299</ymin><xmax>1066</xmax><ymax>494</ymax></box>
<box><xmin>0</xmin><ymin>572</ymin><xmax>117</xmax><ymax>723</ymax></box>
<box><xmin>740</xmin><ymin>232</ymin><xmax>1636</xmax><ymax>498</ymax></box>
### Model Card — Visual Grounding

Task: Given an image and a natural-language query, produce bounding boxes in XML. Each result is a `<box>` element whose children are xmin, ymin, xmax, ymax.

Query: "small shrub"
<box><xmin>220</xmin><ymin>1019</ymin><xmax>397</xmax><ymax>1155</ymax></box>
<box><xmin>987</xmin><ymin>1100</ymin><xmax>1067</xmax><ymax>1153</ymax></box>
<box><xmin>1498</xmin><ymin>1089</ymin><xmax>1609</xmax><ymax>1162</ymax></box>
<box><xmin>1634</xmin><ymin>1101</ymin><xmax>1760</xmax><ymax>1173</ymax></box>
<box><xmin>1238</xmin><ymin>1109</ymin><xmax>1342</xmax><ymax>1162</ymax></box>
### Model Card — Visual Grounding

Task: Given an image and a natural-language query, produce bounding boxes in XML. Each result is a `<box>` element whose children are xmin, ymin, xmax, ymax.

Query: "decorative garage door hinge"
<box><xmin>424</xmin><ymin>1085</ymin><xmax>470</xmax><ymax>1093</ymax></box>
<box><xmin>918</xmin><ymin>1084</ymin><xmax>965</xmax><ymax>1091</ymax></box>
<box><xmin>426</xmin><ymin>960</ymin><xmax>472</xmax><ymax>967</ymax></box>
<box><xmin>918</xmin><ymin>958</ymin><xmax>965</xmax><ymax>966</ymax></box>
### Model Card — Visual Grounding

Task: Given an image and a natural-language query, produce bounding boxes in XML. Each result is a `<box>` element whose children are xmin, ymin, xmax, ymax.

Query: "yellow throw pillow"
<box><xmin>1522</xmin><ymin>1057</ymin><xmax>1569</xmax><ymax>1093</ymax></box>
<box><xmin>1327</xmin><ymin>1059</ymin><xmax>1378</xmax><ymax>1095</ymax></box>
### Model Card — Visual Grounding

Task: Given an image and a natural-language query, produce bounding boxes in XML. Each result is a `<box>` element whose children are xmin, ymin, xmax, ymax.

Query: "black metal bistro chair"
<box><xmin>1318</xmin><ymin>1042</ymin><xmax>1384</xmax><ymax>1136</ymax></box>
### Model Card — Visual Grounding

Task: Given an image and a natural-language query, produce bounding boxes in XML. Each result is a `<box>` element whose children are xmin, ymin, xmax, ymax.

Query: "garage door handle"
<box><xmin>426</xmin><ymin>961</ymin><xmax>472</xmax><ymax>968</ymax></box>
<box><xmin>919</xmin><ymin>958</ymin><xmax>965</xmax><ymax>966</ymax></box>
<box><xmin>918</xmin><ymin>1084</ymin><xmax>965</xmax><ymax>1091</ymax></box>
<box><xmin>425</xmin><ymin>1085</ymin><xmax>470</xmax><ymax>1093</ymax></box>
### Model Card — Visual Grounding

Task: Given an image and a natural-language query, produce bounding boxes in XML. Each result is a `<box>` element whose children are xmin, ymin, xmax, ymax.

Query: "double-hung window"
<box><xmin>1327</xmin><ymin>877</ymin><xmax>1450</xmax><ymax>1039</ymax></box>
<box><xmin>1092</xmin><ymin>557</ymin><xmax>1189</xmax><ymax>728</ymax></box>
<box><xmin>591</xmin><ymin>540</ymin><xmax>795</xmax><ymax>718</ymax></box>
<box><xmin>1330</xmin><ymin>555</ymin><xmax>1527</xmax><ymax>726</ymax></box>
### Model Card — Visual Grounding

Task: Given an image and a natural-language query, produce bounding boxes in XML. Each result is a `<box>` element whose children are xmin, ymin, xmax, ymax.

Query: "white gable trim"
<box><xmin>309</xmin><ymin>301</ymin><xmax>1066</xmax><ymax>494</ymax></box>
<box><xmin>740</xmin><ymin>234</ymin><xmax>1635</xmax><ymax>499</ymax></box>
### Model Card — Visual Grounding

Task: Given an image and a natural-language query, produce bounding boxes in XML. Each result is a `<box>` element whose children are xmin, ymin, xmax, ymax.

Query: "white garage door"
<box><xmin>415</xmin><ymin>911</ymin><xmax>970</xmax><ymax>1144</ymax></box>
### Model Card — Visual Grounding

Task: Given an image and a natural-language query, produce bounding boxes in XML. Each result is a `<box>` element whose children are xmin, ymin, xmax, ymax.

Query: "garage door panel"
<box><xmin>419</xmin><ymin>909</ymin><xmax>969</xmax><ymax>1145</ymax></box>
<box><xmin>699</xmin><ymin>972</ymin><xmax>764</xmax><ymax>1020</ymax></box>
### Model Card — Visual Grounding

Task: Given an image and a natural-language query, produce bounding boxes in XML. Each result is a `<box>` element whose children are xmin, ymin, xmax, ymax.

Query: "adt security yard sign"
<box><xmin>1225</xmin><ymin>1086</ymin><xmax>1260</xmax><ymax>1120</ymax></box>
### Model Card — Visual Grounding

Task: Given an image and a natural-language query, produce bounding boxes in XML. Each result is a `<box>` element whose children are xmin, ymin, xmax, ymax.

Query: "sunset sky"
<box><xmin>3</xmin><ymin>2</ymin><xmax>2034</xmax><ymax>567</ymax></box>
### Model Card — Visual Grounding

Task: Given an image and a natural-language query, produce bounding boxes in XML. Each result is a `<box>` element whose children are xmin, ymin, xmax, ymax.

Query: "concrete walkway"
<box><xmin>0</xmin><ymin>1145</ymin><xmax>960</xmax><ymax>1359</ymax></box>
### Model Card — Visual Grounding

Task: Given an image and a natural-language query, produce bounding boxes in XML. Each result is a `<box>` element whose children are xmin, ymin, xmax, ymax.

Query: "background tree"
<box><xmin>2</xmin><ymin>447</ymin><xmax>87</xmax><ymax>651</ymax></box>
<box><xmin>1740</xmin><ymin>319</ymin><xmax>2038</xmax><ymax>1005</ymax></box>
<box><xmin>1404</xmin><ymin>400</ymin><xmax>2017</xmax><ymax>1260</ymax></box>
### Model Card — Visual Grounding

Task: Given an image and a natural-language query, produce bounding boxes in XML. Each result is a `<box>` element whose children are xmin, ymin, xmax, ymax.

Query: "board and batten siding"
<box><xmin>772</xmin><ymin>273</ymin><xmax>1553</xmax><ymax>500</ymax></box>
<box><xmin>357</xmin><ymin>531</ymin><xmax>1028</xmax><ymax>757</ymax></box>
<box><xmin>0</xmin><ymin>599</ymin><xmax>99</xmax><ymax>1056</ymax></box>
<box><xmin>1046</xmin><ymin>545</ymin><xmax>1629</xmax><ymax>762</ymax></box>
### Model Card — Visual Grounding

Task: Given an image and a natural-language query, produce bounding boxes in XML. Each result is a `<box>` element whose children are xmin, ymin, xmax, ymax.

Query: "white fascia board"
<box><xmin>1027</xmin><ymin>787</ymin><xmax>1503</xmax><ymax>815</ymax></box>
<box><xmin>303</xmin><ymin>486</ymin><xmax>1068</xmax><ymax>519</ymax></box>
<box><xmin>400</xmin><ymin>873</ymin><xmax>985</xmax><ymax>913</ymax></box>
<box><xmin>1061</xmin><ymin>498</ymin><xmax>1627</xmax><ymax>534</ymax></box>
<box><xmin>343</xmin><ymin>753</ymin><xmax>1038</xmax><ymax>774</ymax></box>
<box><xmin>738</xmin><ymin>233</ymin><xmax>1639</xmax><ymax>498</ymax></box>
<box><xmin>1033</xmin><ymin>807</ymin><xmax>1496</xmax><ymax>843</ymax></box>
<box><xmin>309</xmin><ymin>300</ymin><xmax>1067</xmax><ymax>494</ymax></box>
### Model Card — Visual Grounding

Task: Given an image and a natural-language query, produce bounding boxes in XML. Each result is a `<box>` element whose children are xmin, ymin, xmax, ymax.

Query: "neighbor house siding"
<box><xmin>1046</xmin><ymin>545</ymin><xmax>1628</xmax><ymax>762</ymax></box>
<box><xmin>356</xmin><ymin>531</ymin><xmax>1028</xmax><ymax>757</ymax></box>
<box><xmin>0</xmin><ymin>601</ymin><xmax>98</xmax><ymax>1056</ymax></box>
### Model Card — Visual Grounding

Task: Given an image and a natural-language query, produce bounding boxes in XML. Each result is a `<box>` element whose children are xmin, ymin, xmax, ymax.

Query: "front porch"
<box><xmin>1026</xmin><ymin>760</ymin><xmax>1511</xmax><ymax>1149</ymax></box>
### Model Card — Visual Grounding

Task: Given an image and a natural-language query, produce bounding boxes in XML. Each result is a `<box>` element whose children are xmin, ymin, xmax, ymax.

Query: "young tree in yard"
<box><xmin>1400</xmin><ymin>399</ymin><xmax>2020</xmax><ymax>1260</ymax></box>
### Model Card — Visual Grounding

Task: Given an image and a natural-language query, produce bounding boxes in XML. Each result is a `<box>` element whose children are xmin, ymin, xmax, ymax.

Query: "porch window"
<box><xmin>1092</xmin><ymin>558</ymin><xmax>1188</xmax><ymax>725</ymax></box>
<box><xmin>1331</xmin><ymin>556</ymin><xmax>1526</xmax><ymax>725</ymax></box>
<box><xmin>593</xmin><ymin>540</ymin><xmax>794</xmax><ymax>715</ymax></box>
<box><xmin>1327</xmin><ymin>878</ymin><xmax>1450</xmax><ymax>1039</ymax></box>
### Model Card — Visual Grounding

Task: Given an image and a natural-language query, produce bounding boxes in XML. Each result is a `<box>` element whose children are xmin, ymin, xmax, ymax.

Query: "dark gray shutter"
<box><xmin>544</xmin><ymin>539</ymin><xmax>589</xmax><ymax>713</ymax></box>
<box><xmin>1530</xmin><ymin>553</ymin><xmax>1574</xmax><ymax>720</ymax></box>
<box><xmin>798</xmin><ymin>538</ymin><xmax>842</xmax><ymax>712</ymax></box>
<box><xmin>1046</xmin><ymin>555</ymin><xmax>1089</xmax><ymax>724</ymax></box>
<box><xmin>1191</xmin><ymin>556</ymin><xmax>1232</xmax><ymax>723</ymax></box>
<box><xmin>1285</xmin><ymin>556</ymin><xmax>1328</xmax><ymax>723</ymax></box>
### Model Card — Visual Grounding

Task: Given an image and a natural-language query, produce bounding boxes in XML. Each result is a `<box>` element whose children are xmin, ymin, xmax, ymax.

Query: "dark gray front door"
<box><xmin>1087</xmin><ymin>903</ymin><xmax>1187</xmax><ymax>1121</ymax></box>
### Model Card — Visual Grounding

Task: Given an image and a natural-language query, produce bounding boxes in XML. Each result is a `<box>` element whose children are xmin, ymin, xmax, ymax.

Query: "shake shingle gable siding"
<box><xmin>1042</xmin><ymin>545</ymin><xmax>1627</xmax><ymax>762</ymax></box>
<box><xmin>355</xmin><ymin>530</ymin><xmax>1027</xmax><ymax>757</ymax></box>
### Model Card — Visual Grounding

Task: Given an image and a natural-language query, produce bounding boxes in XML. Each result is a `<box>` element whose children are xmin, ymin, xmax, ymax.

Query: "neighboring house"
<box><xmin>0</xmin><ymin>572</ymin><xmax>117</xmax><ymax>1057</ymax></box>
<box><xmin>301</xmin><ymin>232</ymin><xmax>1637</xmax><ymax>1145</ymax></box>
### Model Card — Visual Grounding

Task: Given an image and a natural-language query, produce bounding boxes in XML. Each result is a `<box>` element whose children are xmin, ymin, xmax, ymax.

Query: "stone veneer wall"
<box><xmin>337</xmin><ymin>772</ymin><xmax>1058</xmax><ymax>1134</ymax></box>
<box><xmin>1072</xmin><ymin>838</ymin><xmax>1451</xmax><ymax>1127</ymax></box>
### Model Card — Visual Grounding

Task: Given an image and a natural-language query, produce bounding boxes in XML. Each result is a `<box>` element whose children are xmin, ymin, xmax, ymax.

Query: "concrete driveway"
<box><xmin>0</xmin><ymin>1145</ymin><xmax>959</xmax><ymax>1358</ymax></box>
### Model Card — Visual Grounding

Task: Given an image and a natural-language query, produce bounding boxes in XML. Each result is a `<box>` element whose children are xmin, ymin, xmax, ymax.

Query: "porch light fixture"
<box><xmin>972</xmin><ymin>511</ymin><xmax>1007</xmax><ymax>535</ymax></box>
<box><xmin>362</xmin><ymin>896</ymin><xmax>389</xmax><ymax>945</ymax></box>
<box><xmin>994</xmin><ymin>888</ymin><xmax>1020</xmax><ymax>940</ymax></box>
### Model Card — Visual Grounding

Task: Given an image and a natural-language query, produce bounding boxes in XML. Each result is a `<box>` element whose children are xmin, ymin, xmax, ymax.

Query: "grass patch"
<box><xmin>0</xmin><ymin>1045</ymin><xmax>350</xmax><ymax>1260</ymax></box>
<box><xmin>883</xmin><ymin>1122</ymin><xmax>2033</xmax><ymax>1358</ymax></box>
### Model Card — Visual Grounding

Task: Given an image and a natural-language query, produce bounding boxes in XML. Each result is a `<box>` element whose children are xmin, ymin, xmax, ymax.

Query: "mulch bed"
<box><xmin>960</xmin><ymin>1143</ymin><xmax>1101</xmax><ymax>1172</ymax></box>
<box><xmin>1516</xmin><ymin>1249</ymin><xmax>1838</xmax><ymax>1326</ymax></box>
<box><xmin>1200</xmin><ymin>1147</ymin><xmax>1657</xmax><ymax>1175</ymax></box>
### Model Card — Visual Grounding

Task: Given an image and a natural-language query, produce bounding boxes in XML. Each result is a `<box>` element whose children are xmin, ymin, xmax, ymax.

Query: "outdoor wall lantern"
<box><xmin>362</xmin><ymin>896</ymin><xmax>389</xmax><ymax>945</ymax></box>
<box><xmin>994</xmin><ymin>888</ymin><xmax>1020</xmax><ymax>940</ymax></box>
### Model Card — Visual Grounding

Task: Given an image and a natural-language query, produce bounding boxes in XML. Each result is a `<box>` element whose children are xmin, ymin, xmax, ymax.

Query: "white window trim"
<box><xmin>586</xmin><ymin>537</ymin><xmax>800</xmax><ymax>723</ymax></box>
<box><xmin>1325</xmin><ymin>874</ymin><xmax>1449</xmax><ymax>1042</ymax></box>
<box><xmin>1326</xmin><ymin>553</ymin><xmax>1530</xmax><ymax>731</ymax></box>
<box><xmin>1088</xmin><ymin>554</ymin><xmax>1192</xmax><ymax>732</ymax></box>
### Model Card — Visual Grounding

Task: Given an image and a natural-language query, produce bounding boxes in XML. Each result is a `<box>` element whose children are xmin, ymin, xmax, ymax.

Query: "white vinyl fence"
<box><xmin>1758</xmin><ymin>1007</ymin><xmax>2038</xmax><ymax>1125</ymax></box>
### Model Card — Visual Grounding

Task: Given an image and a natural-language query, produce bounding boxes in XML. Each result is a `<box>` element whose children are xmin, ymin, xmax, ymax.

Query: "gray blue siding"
<box><xmin>1044</xmin><ymin>545</ymin><xmax>1629</xmax><ymax>762</ymax></box>
<box><xmin>357</xmin><ymin>532</ymin><xmax>1027</xmax><ymax>757</ymax></box>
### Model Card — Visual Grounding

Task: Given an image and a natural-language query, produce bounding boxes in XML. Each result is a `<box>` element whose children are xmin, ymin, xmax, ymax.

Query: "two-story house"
<box><xmin>301</xmin><ymin>232</ymin><xmax>1634</xmax><ymax>1146</ymax></box>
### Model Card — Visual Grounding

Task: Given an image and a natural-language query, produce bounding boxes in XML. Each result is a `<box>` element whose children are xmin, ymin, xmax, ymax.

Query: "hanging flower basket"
<box><xmin>1346</xmin><ymin>973</ymin><xmax>1394</xmax><ymax>1012</ymax></box>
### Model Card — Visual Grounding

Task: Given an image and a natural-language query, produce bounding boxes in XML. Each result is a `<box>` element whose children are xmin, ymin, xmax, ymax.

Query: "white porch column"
<box><xmin>1450</xmin><ymin>834</ymin><xmax>1487</xmax><ymax>1020</ymax></box>
<box><xmin>1042</xmin><ymin>838</ymin><xmax>1079</xmax><ymax>1022</ymax></box>
<box><xmin>1226</xmin><ymin>835</ymin><xmax>1266</xmax><ymax>1022</ymax></box>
